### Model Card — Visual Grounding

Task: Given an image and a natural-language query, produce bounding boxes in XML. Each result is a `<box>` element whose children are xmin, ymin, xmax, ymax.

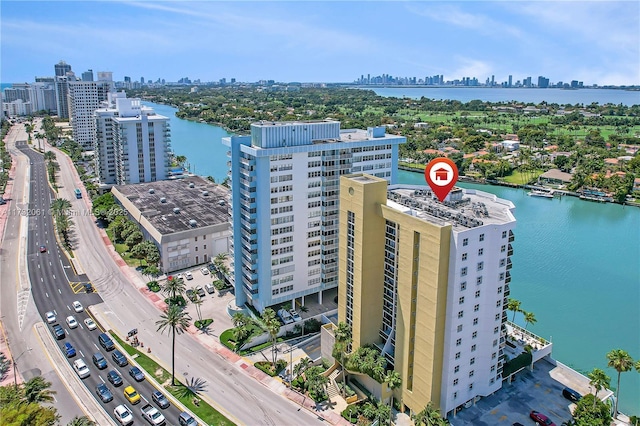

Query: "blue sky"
<box><xmin>1</xmin><ymin>1</ymin><xmax>638</xmax><ymax>86</ymax></box>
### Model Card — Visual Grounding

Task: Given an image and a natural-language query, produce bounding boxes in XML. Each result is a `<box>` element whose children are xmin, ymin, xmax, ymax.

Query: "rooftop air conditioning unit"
<box><xmin>173</xmin><ymin>207</ymin><xmax>180</xmax><ymax>214</ymax></box>
<box><xmin>189</xmin><ymin>219</ymin><xmax>197</xmax><ymax>227</ymax></box>
<box><xmin>149</xmin><ymin>188</ymin><xmax>155</xmax><ymax>194</ymax></box>
<box><xmin>189</xmin><ymin>182</ymin><xmax>195</xmax><ymax>188</ymax></box>
<box><xmin>160</xmin><ymin>197</ymin><xmax>166</xmax><ymax>203</ymax></box>
<box><xmin>202</xmin><ymin>191</ymin><xmax>209</xmax><ymax>196</ymax></box>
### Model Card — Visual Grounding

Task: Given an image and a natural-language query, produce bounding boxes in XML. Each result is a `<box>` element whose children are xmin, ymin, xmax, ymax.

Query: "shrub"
<box><xmin>195</xmin><ymin>319</ymin><xmax>213</xmax><ymax>329</ymax></box>
<box><xmin>146</xmin><ymin>281</ymin><xmax>160</xmax><ymax>292</ymax></box>
<box><xmin>304</xmin><ymin>318</ymin><xmax>321</xmax><ymax>333</ymax></box>
<box><xmin>254</xmin><ymin>360</ymin><xmax>287</xmax><ymax>377</ymax></box>
<box><xmin>341</xmin><ymin>403</ymin><xmax>363</xmax><ymax>424</ymax></box>
<box><xmin>164</xmin><ymin>295</ymin><xmax>186</xmax><ymax>307</ymax></box>
<box><xmin>219</xmin><ymin>329</ymin><xmax>236</xmax><ymax>350</ymax></box>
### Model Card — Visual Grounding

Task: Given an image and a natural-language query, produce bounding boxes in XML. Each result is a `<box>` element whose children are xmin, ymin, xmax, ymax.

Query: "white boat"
<box><xmin>528</xmin><ymin>189</ymin><xmax>554</xmax><ymax>198</ymax></box>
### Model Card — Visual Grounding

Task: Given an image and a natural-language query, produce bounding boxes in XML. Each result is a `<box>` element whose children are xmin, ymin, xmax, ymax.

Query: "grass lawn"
<box><xmin>105</xmin><ymin>228</ymin><xmax>148</xmax><ymax>267</ymax></box>
<box><xmin>502</xmin><ymin>169</ymin><xmax>544</xmax><ymax>185</ymax></box>
<box><xmin>110</xmin><ymin>331</ymin><xmax>236</xmax><ymax>426</ymax></box>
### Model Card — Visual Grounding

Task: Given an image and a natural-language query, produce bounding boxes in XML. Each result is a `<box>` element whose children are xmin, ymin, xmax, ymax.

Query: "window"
<box><xmin>459</xmin><ymin>296</ymin><xmax>465</xmax><ymax>305</ymax></box>
<box><xmin>490</xmin><ymin>365</ymin><xmax>495</xmax><ymax>372</ymax></box>
<box><xmin>453</xmin><ymin>392</ymin><xmax>458</xmax><ymax>399</ymax></box>
<box><xmin>494</xmin><ymin>326</ymin><xmax>499</xmax><ymax>334</ymax></box>
<box><xmin>455</xmin><ymin>352</ymin><xmax>461</xmax><ymax>360</ymax></box>
<box><xmin>490</xmin><ymin>378</ymin><xmax>495</xmax><ymax>385</ymax></box>
<box><xmin>460</xmin><ymin>282</ymin><xmax>467</xmax><ymax>291</ymax></box>
<box><xmin>501</xmin><ymin>245</ymin><xmax>506</xmax><ymax>252</ymax></box>
<box><xmin>461</xmin><ymin>253</ymin><xmax>467</xmax><ymax>261</ymax></box>
<box><xmin>472</xmin><ymin>331</ymin><xmax>478</xmax><ymax>339</ymax></box>
<box><xmin>473</xmin><ymin>318</ymin><xmax>478</xmax><ymax>325</ymax></box>
<box><xmin>499</xmin><ymin>272</ymin><xmax>505</xmax><ymax>281</ymax></box>
<box><xmin>195</xmin><ymin>247</ymin><xmax>198</xmax><ymax>252</ymax></box>
<box><xmin>470</xmin><ymin>358</ymin><xmax>475</xmax><ymax>365</ymax></box>
<box><xmin>477</xmin><ymin>276</ymin><xmax>483</xmax><ymax>285</ymax></box>
<box><xmin>469</xmin><ymin>383</ymin><xmax>474</xmax><ymax>390</ymax></box>
<box><xmin>502</xmin><ymin>230</ymin><xmax>507</xmax><ymax>238</ymax></box>
<box><xmin>458</xmin><ymin>311</ymin><xmax>464</xmax><ymax>319</ymax></box>
<box><xmin>496</xmin><ymin>300</ymin><xmax>502</xmax><ymax>307</ymax></box>
<box><xmin>499</xmin><ymin>259</ymin><xmax>506</xmax><ymax>267</ymax></box>
<box><xmin>471</xmin><ymin>344</ymin><xmax>477</xmax><ymax>352</ymax></box>
<box><xmin>453</xmin><ymin>379</ymin><xmax>459</xmax><ymax>386</ymax></box>
<box><xmin>492</xmin><ymin>352</ymin><xmax>497</xmax><ymax>360</ymax></box>
<box><xmin>195</xmin><ymin>236</ymin><xmax>198</xmax><ymax>242</ymax></box>
<box><xmin>479</xmin><ymin>234</ymin><xmax>485</xmax><ymax>242</ymax></box>
<box><xmin>474</xmin><ymin>304</ymin><xmax>480</xmax><ymax>312</ymax></box>
<box><xmin>454</xmin><ymin>365</ymin><xmax>460</xmax><ymax>373</ymax></box>
<box><xmin>477</xmin><ymin>262</ymin><xmax>484</xmax><ymax>271</ymax></box>
<box><xmin>478</xmin><ymin>248</ymin><xmax>484</xmax><ymax>256</ymax></box>
<box><xmin>495</xmin><ymin>313</ymin><xmax>501</xmax><ymax>321</ymax></box>
<box><xmin>461</xmin><ymin>267</ymin><xmax>467</xmax><ymax>277</ymax></box>
<box><xmin>475</xmin><ymin>290</ymin><xmax>481</xmax><ymax>298</ymax></box>
<box><xmin>457</xmin><ymin>325</ymin><xmax>463</xmax><ymax>333</ymax></box>
<box><xmin>469</xmin><ymin>370</ymin><xmax>474</xmax><ymax>377</ymax></box>
<box><xmin>497</xmin><ymin>287</ymin><xmax>503</xmax><ymax>294</ymax></box>
<box><xmin>462</xmin><ymin>238</ymin><xmax>468</xmax><ymax>246</ymax></box>
<box><xmin>456</xmin><ymin>338</ymin><xmax>462</xmax><ymax>346</ymax></box>
<box><xmin>493</xmin><ymin>339</ymin><xmax>498</xmax><ymax>347</ymax></box>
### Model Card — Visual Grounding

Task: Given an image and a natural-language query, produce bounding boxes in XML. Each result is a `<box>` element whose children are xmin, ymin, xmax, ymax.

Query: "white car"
<box><xmin>72</xmin><ymin>301</ymin><xmax>83</xmax><ymax>313</ymax></box>
<box><xmin>45</xmin><ymin>311</ymin><xmax>56</xmax><ymax>324</ymax></box>
<box><xmin>73</xmin><ymin>359</ymin><xmax>90</xmax><ymax>379</ymax></box>
<box><xmin>66</xmin><ymin>315</ymin><xmax>78</xmax><ymax>329</ymax></box>
<box><xmin>176</xmin><ymin>273</ymin><xmax>184</xmax><ymax>281</ymax></box>
<box><xmin>84</xmin><ymin>318</ymin><xmax>97</xmax><ymax>331</ymax></box>
<box><xmin>200</xmin><ymin>267</ymin><xmax>209</xmax><ymax>275</ymax></box>
<box><xmin>113</xmin><ymin>404</ymin><xmax>134</xmax><ymax>426</ymax></box>
<box><xmin>289</xmin><ymin>309</ymin><xmax>302</xmax><ymax>322</ymax></box>
<box><xmin>184</xmin><ymin>271</ymin><xmax>193</xmax><ymax>280</ymax></box>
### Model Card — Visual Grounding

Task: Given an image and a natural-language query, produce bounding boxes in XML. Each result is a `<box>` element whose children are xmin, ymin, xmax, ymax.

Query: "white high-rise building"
<box><xmin>222</xmin><ymin>120</ymin><xmax>405</xmax><ymax>312</ymax></box>
<box><xmin>68</xmin><ymin>80</ymin><xmax>113</xmax><ymax>149</ymax></box>
<box><xmin>94</xmin><ymin>92</ymin><xmax>171</xmax><ymax>188</ymax></box>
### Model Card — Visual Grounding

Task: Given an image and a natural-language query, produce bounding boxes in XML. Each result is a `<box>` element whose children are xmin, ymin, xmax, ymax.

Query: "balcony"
<box><xmin>507</xmin><ymin>244</ymin><xmax>514</xmax><ymax>256</ymax></box>
<box><xmin>504</xmin><ymin>321</ymin><xmax>553</xmax><ymax>366</ymax></box>
<box><xmin>506</xmin><ymin>259</ymin><xmax>513</xmax><ymax>270</ymax></box>
<box><xmin>508</xmin><ymin>230</ymin><xmax>515</xmax><ymax>242</ymax></box>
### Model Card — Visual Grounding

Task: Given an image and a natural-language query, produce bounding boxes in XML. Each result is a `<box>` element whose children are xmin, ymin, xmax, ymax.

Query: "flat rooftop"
<box><xmin>387</xmin><ymin>184</ymin><xmax>515</xmax><ymax>230</ymax></box>
<box><xmin>113</xmin><ymin>176</ymin><xmax>230</xmax><ymax>235</ymax></box>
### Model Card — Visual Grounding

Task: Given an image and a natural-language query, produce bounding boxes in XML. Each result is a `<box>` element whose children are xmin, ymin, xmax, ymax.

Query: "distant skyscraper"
<box><xmin>54</xmin><ymin>60</ymin><xmax>71</xmax><ymax>77</ymax></box>
<box><xmin>537</xmin><ymin>76</ymin><xmax>549</xmax><ymax>88</ymax></box>
<box><xmin>508</xmin><ymin>75</ymin><xmax>512</xmax><ymax>88</ymax></box>
<box><xmin>68</xmin><ymin>80</ymin><xmax>113</xmax><ymax>149</ymax></box>
<box><xmin>94</xmin><ymin>92</ymin><xmax>171</xmax><ymax>187</ymax></box>
<box><xmin>223</xmin><ymin>120</ymin><xmax>405</xmax><ymax>312</ymax></box>
<box><xmin>82</xmin><ymin>69</ymin><xmax>94</xmax><ymax>82</ymax></box>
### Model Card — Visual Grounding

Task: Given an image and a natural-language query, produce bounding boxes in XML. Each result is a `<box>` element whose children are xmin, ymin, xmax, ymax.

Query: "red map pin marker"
<box><xmin>425</xmin><ymin>157</ymin><xmax>459</xmax><ymax>202</ymax></box>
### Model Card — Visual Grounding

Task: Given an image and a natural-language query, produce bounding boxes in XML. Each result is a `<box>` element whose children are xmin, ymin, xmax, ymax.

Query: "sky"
<box><xmin>1</xmin><ymin>1</ymin><xmax>639</xmax><ymax>86</ymax></box>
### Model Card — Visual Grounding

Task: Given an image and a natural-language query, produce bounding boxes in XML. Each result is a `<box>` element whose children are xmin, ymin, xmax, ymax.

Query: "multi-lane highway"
<box><xmin>21</xmin><ymin>144</ymin><xmax>185</xmax><ymax>424</ymax></box>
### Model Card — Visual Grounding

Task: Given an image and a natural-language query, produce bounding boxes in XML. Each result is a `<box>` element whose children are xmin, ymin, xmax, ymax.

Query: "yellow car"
<box><xmin>123</xmin><ymin>385</ymin><xmax>141</xmax><ymax>404</ymax></box>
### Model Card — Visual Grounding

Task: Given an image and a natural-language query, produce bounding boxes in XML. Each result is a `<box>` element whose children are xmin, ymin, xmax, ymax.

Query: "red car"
<box><xmin>39</xmin><ymin>245</ymin><xmax>47</xmax><ymax>253</ymax></box>
<box><xmin>530</xmin><ymin>410</ymin><xmax>556</xmax><ymax>426</ymax></box>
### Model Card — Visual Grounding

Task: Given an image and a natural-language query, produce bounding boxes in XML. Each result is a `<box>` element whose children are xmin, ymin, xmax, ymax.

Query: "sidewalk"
<box><xmin>0</xmin><ymin>321</ymin><xmax>21</xmax><ymax>388</ymax></box>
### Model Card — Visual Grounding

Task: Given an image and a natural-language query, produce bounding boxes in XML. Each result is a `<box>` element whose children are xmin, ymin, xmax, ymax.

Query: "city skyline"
<box><xmin>1</xmin><ymin>1</ymin><xmax>638</xmax><ymax>86</ymax></box>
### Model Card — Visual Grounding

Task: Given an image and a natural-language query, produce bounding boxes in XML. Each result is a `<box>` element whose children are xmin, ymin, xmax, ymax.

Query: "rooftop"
<box><xmin>387</xmin><ymin>184</ymin><xmax>516</xmax><ymax>229</ymax></box>
<box><xmin>113</xmin><ymin>176</ymin><xmax>229</xmax><ymax>235</ymax></box>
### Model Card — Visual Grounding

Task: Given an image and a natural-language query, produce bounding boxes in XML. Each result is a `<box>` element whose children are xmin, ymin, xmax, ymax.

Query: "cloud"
<box><xmin>450</xmin><ymin>56</ymin><xmax>494</xmax><ymax>80</ymax></box>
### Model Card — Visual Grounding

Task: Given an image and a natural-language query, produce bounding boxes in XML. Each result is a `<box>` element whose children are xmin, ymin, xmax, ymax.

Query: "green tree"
<box><xmin>384</xmin><ymin>370</ymin><xmax>402</xmax><ymax>423</ymax></box>
<box><xmin>43</xmin><ymin>151</ymin><xmax>56</xmax><ymax>162</ymax></box>
<box><xmin>50</xmin><ymin>198</ymin><xmax>71</xmax><ymax>217</ymax></box>
<box><xmin>261</xmin><ymin>308</ymin><xmax>281</xmax><ymax>367</ymax></box>
<box><xmin>606</xmin><ymin>349</ymin><xmax>634</xmax><ymax>416</ymax></box>
<box><xmin>507</xmin><ymin>298</ymin><xmax>521</xmax><ymax>322</ymax></box>
<box><xmin>293</xmin><ymin>357</ymin><xmax>312</xmax><ymax>380</ymax></box>
<box><xmin>66</xmin><ymin>416</ymin><xmax>96</xmax><ymax>426</ymax></box>
<box><xmin>156</xmin><ymin>305</ymin><xmax>192</xmax><ymax>386</ymax></box>
<box><xmin>572</xmin><ymin>394</ymin><xmax>612</xmax><ymax>426</ymax></box>
<box><xmin>161</xmin><ymin>276</ymin><xmax>186</xmax><ymax>302</ymax></box>
<box><xmin>130</xmin><ymin>243</ymin><xmax>148</xmax><ymax>265</ymax></box>
<box><xmin>413</xmin><ymin>401</ymin><xmax>449</xmax><ymax>425</ymax></box>
<box><xmin>125</xmin><ymin>230</ymin><xmax>143</xmax><ymax>248</ymax></box>
<box><xmin>23</xmin><ymin>376</ymin><xmax>55</xmax><ymax>403</ymax></box>
<box><xmin>588</xmin><ymin>368</ymin><xmax>611</xmax><ymax>408</ymax></box>
<box><xmin>231</xmin><ymin>325</ymin><xmax>249</xmax><ymax>351</ymax></box>
<box><xmin>334</xmin><ymin>321</ymin><xmax>352</xmax><ymax>398</ymax></box>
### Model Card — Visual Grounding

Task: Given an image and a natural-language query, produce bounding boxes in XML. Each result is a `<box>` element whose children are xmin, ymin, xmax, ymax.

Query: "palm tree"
<box><xmin>261</xmin><ymin>308</ymin><xmax>281</xmax><ymax>367</ymax></box>
<box><xmin>66</xmin><ymin>416</ymin><xmax>96</xmax><ymax>426</ymax></box>
<box><xmin>50</xmin><ymin>198</ymin><xmax>71</xmax><ymax>217</ymax></box>
<box><xmin>522</xmin><ymin>311</ymin><xmax>537</xmax><ymax>330</ymax></box>
<box><xmin>231</xmin><ymin>325</ymin><xmax>249</xmax><ymax>351</ymax></box>
<box><xmin>232</xmin><ymin>312</ymin><xmax>248</xmax><ymax>328</ymax></box>
<box><xmin>156</xmin><ymin>305</ymin><xmax>192</xmax><ymax>386</ymax></box>
<box><xmin>293</xmin><ymin>357</ymin><xmax>312</xmax><ymax>380</ymax></box>
<box><xmin>161</xmin><ymin>276</ymin><xmax>186</xmax><ymax>304</ymax></box>
<box><xmin>334</xmin><ymin>321</ymin><xmax>352</xmax><ymax>398</ymax></box>
<box><xmin>192</xmin><ymin>296</ymin><xmax>203</xmax><ymax>322</ymax></box>
<box><xmin>507</xmin><ymin>298</ymin><xmax>521</xmax><ymax>322</ymax></box>
<box><xmin>413</xmin><ymin>401</ymin><xmax>449</xmax><ymax>425</ymax></box>
<box><xmin>43</xmin><ymin>151</ymin><xmax>56</xmax><ymax>162</ymax></box>
<box><xmin>588</xmin><ymin>368</ymin><xmax>611</xmax><ymax>409</ymax></box>
<box><xmin>23</xmin><ymin>376</ymin><xmax>56</xmax><ymax>403</ymax></box>
<box><xmin>606</xmin><ymin>349</ymin><xmax>634</xmax><ymax>416</ymax></box>
<box><xmin>384</xmin><ymin>370</ymin><xmax>402</xmax><ymax>424</ymax></box>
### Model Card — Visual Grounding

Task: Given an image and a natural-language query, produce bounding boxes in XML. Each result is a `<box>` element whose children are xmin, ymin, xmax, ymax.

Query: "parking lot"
<box><xmin>450</xmin><ymin>358</ymin><xmax>593</xmax><ymax>426</ymax></box>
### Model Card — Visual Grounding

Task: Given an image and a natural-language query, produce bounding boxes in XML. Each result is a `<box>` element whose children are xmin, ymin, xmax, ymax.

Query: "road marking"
<box><xmin>45</xmin><ymin>292</ymin><xmax>49</xmax><ymax>298</ymax></box>
<box><xmin>53</xmin><ymin>274</ymin><xmax>55</xmax><ymax>280</ymax></box>
<box><xmin>49</xmin><ymin>261</ymin><xmax>52</xmax><ymax>266</ymax></box>
<box><xmin>99</xmin><ymin>376</ymin><xmax>105</xmax><ymax>383</ymax></box>
<box><xmin>41</xmin><ymin>277</ymin><xmax>43</xmax><ymax>282</ymax></box>
<box><xmin>79</xmin><ymin>350</ymin><xmax>84</xmax><ymax>358</ymax></box>
<box><xmin>58</xmin><ymin>288</ymin><xmax>61</xmax><ymax>294</ymax></box>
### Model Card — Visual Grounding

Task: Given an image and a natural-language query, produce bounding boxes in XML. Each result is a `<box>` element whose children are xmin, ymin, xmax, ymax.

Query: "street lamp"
<box><xmin>12</xmin><ymin>348</ymin><xmax>32</xmax><ymax>389</ymax></box>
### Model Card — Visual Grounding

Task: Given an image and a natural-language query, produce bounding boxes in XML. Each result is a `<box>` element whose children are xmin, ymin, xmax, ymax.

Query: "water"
<box><xmin>147</xmin><ymin>100</ymin><xmax>640</xmax><ymax>414</ymax></box>
<box><xmin>369</xmin><ymin>87</ymin><xmax>640</xmax><ymax>107</ymax></box>
<box><xmin>399</xmin><ymin>170</ymin><xmax>640</xmax><ymax>414</ymax></box>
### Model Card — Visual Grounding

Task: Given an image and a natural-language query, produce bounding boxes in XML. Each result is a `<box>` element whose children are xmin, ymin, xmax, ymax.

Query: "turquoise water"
<box><xmin>370</xmin><ymin>87</ymin><xmax>640</xmax><ymax>106</ymax></box>
<box><xmin>147</xmin><ymin>100</ymin><xmax>640</xmax><ymax>414</ymax></box>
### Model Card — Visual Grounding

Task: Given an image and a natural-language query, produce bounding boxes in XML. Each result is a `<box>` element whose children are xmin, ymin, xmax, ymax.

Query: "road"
<box><xmin>19</xmin><ymin>140</ymin><xmax>184</xmax><ymax>425</ymax></box>
<box><xmin>32</xmin><ymin>118</ymin><xmax>324</xmax><ymax>425</ymax></box>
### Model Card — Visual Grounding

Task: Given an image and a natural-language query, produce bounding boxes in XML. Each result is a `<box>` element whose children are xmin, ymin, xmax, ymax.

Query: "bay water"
<box><xmin>147</xmin><ymin>101</ymin><xmax>640</xmax><ymax>414</ymax></box>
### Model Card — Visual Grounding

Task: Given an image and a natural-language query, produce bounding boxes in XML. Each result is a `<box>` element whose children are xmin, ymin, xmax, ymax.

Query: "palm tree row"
<box><xmin>50</xmin><ymin>197</ymin><xmax>73</xmax><ymax>249</ymax></box>
<box><xmin>506</xmin><ymin>298</ymin><xmax>537</xmax><ymax>330</ymax></box>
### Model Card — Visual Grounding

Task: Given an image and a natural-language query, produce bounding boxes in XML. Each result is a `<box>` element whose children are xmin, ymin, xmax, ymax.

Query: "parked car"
<box><xmin>123</xmin><ymin>386</ymin><xmax>141</xmax><ymax>404</ymax></box>
<box><xmin>52</xmin><ymin>324</ymin><xmax>65</xmax><ymax>340</ymax></box>
<box><xmin>84</xmin><ymin>317</ymin><xmax>97</xmax><ymax>330</ymax></box>
<box><xmin>72</xmin><ymin>301</ymin><xmax>83</xmax><ymax>313</ymax></box>
<box><xmin>129</xmin><ymin>366</ymin><xmax>145</xmax><ymax>382</ymax></box>
<box><xmin>63</xmin><ymin>342</ymin><xmax>76</xmax><ymax>358</ymax></box>
<box><xmin>205</xmin><ymin>283</ymin><xmax>215</xmax><ymax>294</ymax></box>
<box><xmin>277</xmin><ymin>309</ymin><xmax>294</xmax><ymax>324</ymax></box>
<box><xmin>92</xmin><ymin>352</ymin><xmax>108</xmax><ymax>370</ymax></box>
<box><xmin>112</xmin><ymin>349</ymin><xmax>128</xmax><ymax>367</ymax></box>
<box><xmin>107</xmin><ymin>369</ymin><xmax>123</xmax><ymax>387</ymax></box>
<box><xmin>289</xmin><ymin>309</ymin><xmax>302</xmax><ymax>322</ymax></box>
<box><xmin>84</xmin><ymin>282</ymin><xmax>94</xmax><ymax>293</ymax></box>
<box><xmin>114</xmin><ymin>404</ymin><xmax>134</xmax><ymax>425</ymax></box>
<box><xmin>178</xmin><ymin>411</ymin><xmax>198</xmax><ymax>426</ymax></box>
<box><xmin>530</xmin><ymin>410</ymin><xmax>556</xmax><ymax>426</ymax></box>
<box><xmin>152</xmin><ymin>390</ymin><xmax>170</xmax><ymax>409</ymax></box>
<box><xmin>562</xmin><ymin>387</ymin><xmax>582</xmax><ymax>402</ymax></box>
<box><xmin>45</xmin><ymin>311</ymin><xmax>56</xmax><ymax>324</ymax></box>
<box><xmin>207</xmin><ymin>263</ymin><xmax>215</xmax><ymax>272</ymax></box>
<box><xmin>196</xmin><ymin>286</ymin><xmax>205</xmax><ymax>297</ymax></box>
<box><xmin>73</xmin><ymin>359</ymin><xmax>90</xmax><ymax>379</ymax></box>
<box><xmin>66</xmin><ymin>315</ymin><xmax>78</xmax><ymax>329</ymax></box>
<box><xmin>96</xmin><ymin>383</ymin><xmax>114</xmax><ymax>403</ymax></box>
<box><xmin>200</xmin><ymin>267</ymin><xmax>209</xmax><ymax>275</ymax></box>
<box><xmin>184</xmin><ymin>271</ymin><xmax>193</xmax><ymax>280</ymax></box>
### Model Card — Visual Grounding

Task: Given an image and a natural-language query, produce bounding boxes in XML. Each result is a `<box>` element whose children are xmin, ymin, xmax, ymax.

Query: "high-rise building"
<box><xmin>537</xmin><ymin>76</ymin><xmax>549</xmax><ymax>88</ymax></box>
<box><xmin>68</xmin><ymin>80</ymin><xmax>113</xmax><ymax>149</ymax></box>
<box><xmin>222</xmin><ymin>120</ymin><xmax>405</xmax><ymax>312</ymax></box>
<box><xmin>508</xmin><ymin>75</ymin><xmax>512</xmax><ymax>88</ymax></box>
<box><xmin>337</xmin><ymin>174</ymin><xmax>516</xmax><ymax>418</ymax></box>
<box><xmin>94</xmin><ymin>92</ymin><xmax>171</xmax><ymax>188</ymax></box>
<box><xmin>82</xmin><ymin>69</ymin><xmax>94</xmax><ymax>82</ymax></box>
<box><xmin>54</xmin><ymin>60</ymin><xmax>71</xmax><ymax>77</ymax></box>
<box><xmin>54</xmin><ymin>76</ymin><xmax>71</xmax><ymax>119</ymax></box>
